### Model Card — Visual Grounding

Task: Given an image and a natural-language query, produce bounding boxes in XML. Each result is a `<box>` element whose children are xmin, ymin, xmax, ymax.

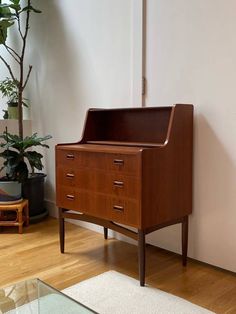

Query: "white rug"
<box><xmin>63</xmin><ymin>271</ymin><xmax>215</xmax><ymax>314</ymax></box>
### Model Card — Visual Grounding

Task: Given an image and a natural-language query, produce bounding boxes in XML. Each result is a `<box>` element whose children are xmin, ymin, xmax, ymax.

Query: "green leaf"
<box><xmin>9</xmin><ymin>0</ymin><xmax>20</xmax><ymax>4</ymax></box>
<box><xmin>24</xmin><ymin>151</ymin><xmax>43</xmax><ymax>171</ymax></box>
<box><xmin>15</xmin><ymin>160</ymin><xmax>28</xmax><ymax>182</ymax></box>
<box><xmin>9</xmin><ymin>4</ymin><xmax>21</xmax><ymax>12</ymax></box>
<box><xmin>0</xmin><ymin>149</ymin><xmax>23</xmax><ymax>180</ymax></box>
<box><xmin>22</xmin><ymin>133</ymin><xmax>52</xmax><ymax>150</ymax></box>
<box><xmin>0</xmin><ymin>78</ymin><xmax>19</xmax><ymax>102</ymax></box>
<box><xmin>0</xmin><ymin>149</ymin><xmax>19</xmax><ymax>160</ymax></box>
<box><xmin>0</xmin><ymin>4</ymin><xmax>10</xmax><ymax>9</ymax></box>
<box><xmin>0</xmin><ymin>4</ymin><xmax>15</xmax><ymax>17</ymax></box>
<box><xmin>0</xmin><ymin>19</ymin><xmax>14</xmax><ymax>44</ymax></box>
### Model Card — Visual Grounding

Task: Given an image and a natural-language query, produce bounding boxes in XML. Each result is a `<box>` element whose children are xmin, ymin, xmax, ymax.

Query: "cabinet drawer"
<box><xmin>57</xmin><ymin>187</ymin><xmax>95</xmax><ymax>213</ymax></box>
<box><xmin>95</xmin><ymin>172</ymin><xmax>139</xmax><ymax>199</ymax></box>
<box><xmin>110</xmin><ymin>197</ymin><xmax>140</xmax><ymax>227</ymax></box>
<box><xmin>91</xmin><ymin>196</ymin><xmax>140</xmax><ymax>227</ymax></box>
<box><xmin>56</xmin><ymin>149</ymin><xmax>140</xmax><ymax>175</ymax></box>
<box><xmin>57</xmin><ymin>168</ymin><xmax>140</xmax><ymax>199</ymax></box>
<box><xmin>56</xmin><ymin>167</ymin><xmax>94</xmax><ymax>188</ymax></box>
<box><xmin>56</xmin><ymin>149</ymin><xmax>80</xmax><ymax>166</ymax></box>
<box><xmin>56</xmin><ymin>186</ymin><xmax>80</xmax><ymax>211</ymax></box>
<box><xmin>56</xmin><ymin>187</ymin><xmax>110</xmax><ymax>219</ymax></box>
<box><xmin>57</xmin><ymin>187</ymin><xmax>140</xmax><ymax>227</ymax></box>
<box><xmin>56</xmin><ymin>150</ymin><xmax>92</xmax><ymax>169</ymax></box>
<box><xmin>96</xmin><ymin>153</ymin><xmax>140</xmax><ymax>175</ymax></box>
<box><xmin>86</xmin><ymin>153</ymin><xmax>141</xmax><ymax>176</ymax></box>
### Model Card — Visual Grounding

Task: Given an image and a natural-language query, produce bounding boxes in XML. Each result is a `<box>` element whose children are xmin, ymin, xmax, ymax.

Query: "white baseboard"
<box><xmin>45</xmin><ymin>199</ymin><xmax>58</xmax><ymax>218</ymax></box>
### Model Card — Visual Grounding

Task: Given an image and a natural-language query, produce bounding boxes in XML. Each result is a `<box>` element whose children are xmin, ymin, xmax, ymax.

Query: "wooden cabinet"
<box><xmin>56</xmin><ymin>104</ymin><xmax>193</xmax><ymax>286</ymax></box>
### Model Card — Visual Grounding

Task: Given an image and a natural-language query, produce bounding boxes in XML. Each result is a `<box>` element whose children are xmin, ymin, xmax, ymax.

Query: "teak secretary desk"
<box><xmin>56</xmin><ymin>104</ymin><xmax>193</xmax><ymax>286</ymax></box>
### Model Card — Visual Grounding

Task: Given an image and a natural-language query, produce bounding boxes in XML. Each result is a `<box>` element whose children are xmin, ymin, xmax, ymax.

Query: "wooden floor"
<box><xmin>0</xmin><ymin>217</ymin><xmax>235</xmax><ymax>314</ymax></box>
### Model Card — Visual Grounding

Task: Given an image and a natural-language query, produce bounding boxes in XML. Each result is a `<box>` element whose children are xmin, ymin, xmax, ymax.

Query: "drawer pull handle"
<box><xmin>113</xmin><ymin>205</ymin><xmax>124</xmax><ymax>211</ymax></box>
<box><xmin>66</xmin><ymin>154</ymin><xmax>75</xmax><ymax>160</ymax></box>
<box><xmin>66</xmin><ymin>194</ymin><xmax>75</xmax><ymax>200</ymax></box>
<box><xmin>113</xmin><ymin>159</ymin><xmax>124</xmax><ymax>165</ymax></box>
<box><xmin>113</xmin><ymin>180</ymin><xmax>124</xmax><ymax>187</ymax></box>
<box><xmin>66</xmin><ymin>173</ymin><xmax>75</xmax><ymax>178</ymax></box>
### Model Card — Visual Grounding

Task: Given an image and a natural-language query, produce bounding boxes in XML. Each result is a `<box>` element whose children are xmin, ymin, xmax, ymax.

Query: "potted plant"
<box><xmin>0</xmin><ymin>1</ymin><xmax>51</xmax><ymax>220</ymax></box>
<box><xmin>0</xmin><ymin>129</ymin><xmax>51</xmax><ymax>204</ymax></box>
<box><xmin>0</xmin><ymin>78</ymin><xmax>28</xmax><ymax>119</ymax></box>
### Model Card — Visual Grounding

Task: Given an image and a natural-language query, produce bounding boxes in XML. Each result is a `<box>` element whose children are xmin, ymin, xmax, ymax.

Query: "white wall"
<box><xmin>0</xmin><ymin>120</ymin><xmax>31</xmax><ymax>135</ymax></box>
<box><xmin>28</xmin><ymin>0</ymin><xmax>140</xmax><ymax>203</ymax></box>
<box><xmin>145</xmin><ymin>0</ymin><xmax>236</xmax><ymax>272</ymax></box>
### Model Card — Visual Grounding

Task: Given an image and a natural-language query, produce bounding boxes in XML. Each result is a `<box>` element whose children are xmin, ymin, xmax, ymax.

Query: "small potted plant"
<box><xmin>0</xmin><ymin>78</ymin><xmax>28</xmax><ymax>119</ymax></box>
<box><xmin>0</xmin><ymin>129</ymin><xmax>51</xmax><ymax>204</ymax></box>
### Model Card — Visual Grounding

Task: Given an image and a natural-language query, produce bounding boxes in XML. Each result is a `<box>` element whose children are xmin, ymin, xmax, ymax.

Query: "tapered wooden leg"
<box><xmin>59</xmin><ymin>208</ymin><xmax>65</xmax><ymax>253</ymax></box>
<box><xmin>25</xmin><ymin>201</ymin><xmax>29</xmax><ymax>227</ymax></box>
<box><xmin>104</xmin><ymin>227</ymin><xmax>108</xmax><ymax>239</ymax></box>
<box><xmin>138</xmin><ymin>229</ymin><xmax>146</xmax><ymax>286</ymax></box>
<box><xmin>18</xmin><ymin>209</ymin><xmax>23</xmax><ymax>234</ymax></box>
<box><xmin>19</xmin><ymin>223</ymin><xmax>23</xmax><ymax>234</ymax></box>
<box><xmin>182</xmin><ymin>216</ymin><xmax>189</xmax><ymax>266</ymax></box>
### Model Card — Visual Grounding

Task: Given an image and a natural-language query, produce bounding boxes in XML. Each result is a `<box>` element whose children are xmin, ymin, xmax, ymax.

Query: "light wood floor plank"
<box><xmin>0</xmin><ymin>217</ymin><xmax>235</xmax><ymax>314</ymax></box>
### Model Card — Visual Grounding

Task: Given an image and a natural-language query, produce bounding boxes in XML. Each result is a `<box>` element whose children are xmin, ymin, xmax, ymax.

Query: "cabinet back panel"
<box><xmin>82</xmin><ymin>107</ymin><xmax>172</xmax><ymax>144</ymax></box>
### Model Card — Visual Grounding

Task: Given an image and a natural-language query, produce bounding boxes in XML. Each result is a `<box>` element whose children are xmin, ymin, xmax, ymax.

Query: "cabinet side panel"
<box><xmin>141</xmin><ymin>105</ymin><xmax>193</xmax><ymax>229</ymax></box>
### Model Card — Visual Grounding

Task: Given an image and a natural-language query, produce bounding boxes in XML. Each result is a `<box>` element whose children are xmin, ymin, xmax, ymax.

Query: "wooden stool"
<box><xmin>0</xmin><ymin>199</ymin><xmax>29</xmax><ymax>234</ymax></box>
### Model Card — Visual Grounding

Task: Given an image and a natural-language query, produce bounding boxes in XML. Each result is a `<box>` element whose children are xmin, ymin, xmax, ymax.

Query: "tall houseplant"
<box><xmin>0</xmin><ymin>0</ymin><xmax>41</xmax><ymax>136</ymax></box>
<box><xmin>0</xmin><ymin>1</ymin><xmax>51</xmax><ymax>219</ymax></box>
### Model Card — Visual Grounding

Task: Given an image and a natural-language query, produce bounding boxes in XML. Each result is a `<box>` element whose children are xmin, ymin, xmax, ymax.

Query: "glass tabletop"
<box><xmin>0</xmin><ymin>278</ymin><xmax>97</xmax><ymax>314</ymax></box>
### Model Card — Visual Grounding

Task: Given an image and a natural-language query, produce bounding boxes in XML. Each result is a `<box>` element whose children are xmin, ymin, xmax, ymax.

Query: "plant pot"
<box><xmin>0</xmin><ymin>180</ymin><xmax>22</xmax><ymax>204</ymax></box>
<box><xmin>8</xmin><ymin>102</ymin><xmax>18</xmax><ymax>119</ymax></box>
<box><xmin>22</xmin><ymin>173</ymin><xmax>47</xmax><ymax>220</ymax></box>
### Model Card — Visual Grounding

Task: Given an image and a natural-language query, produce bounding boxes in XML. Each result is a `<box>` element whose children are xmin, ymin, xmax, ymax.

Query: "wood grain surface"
<box><xmin>0</xmin><ymin>218</ymin><xmax>235</xmax><ymax>314</ymax></box>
